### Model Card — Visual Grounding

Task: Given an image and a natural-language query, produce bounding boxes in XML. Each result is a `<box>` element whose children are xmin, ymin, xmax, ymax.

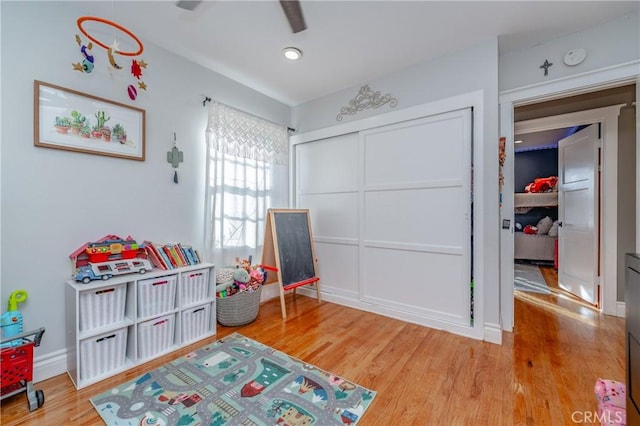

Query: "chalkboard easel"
<box><xmin>261</xmin><ymin>208</ymin><xmax>321</xmax><ymax>318</ymax></box>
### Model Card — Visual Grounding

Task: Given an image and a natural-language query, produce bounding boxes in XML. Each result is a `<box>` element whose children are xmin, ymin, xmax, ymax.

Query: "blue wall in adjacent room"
<box><xmin>514</xmin><ymin>148</ymin><xmax>558</xmax><ymax>194</ymax></box>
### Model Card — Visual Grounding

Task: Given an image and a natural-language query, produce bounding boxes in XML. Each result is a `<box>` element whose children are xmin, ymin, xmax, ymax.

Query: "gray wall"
<box><xmin>499</xmin><ymin>12</ymin><xmax>639</xmax><ymax>92</ymax></box>
<box><xmin>500</xmin><ymin>10</ymin><xmax>638</xmax><ymax>311</ymax></box>
<box><xmin>0</xmin><ymin>1</ymin><xmax>290</xmax><ymax>364</ymax></box>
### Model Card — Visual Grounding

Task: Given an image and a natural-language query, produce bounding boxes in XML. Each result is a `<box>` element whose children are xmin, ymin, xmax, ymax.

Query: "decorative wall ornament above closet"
<box><xmin>336</xmin><ymin>84</ymin><xmax>398</xmax><ymax>122</ymax></box>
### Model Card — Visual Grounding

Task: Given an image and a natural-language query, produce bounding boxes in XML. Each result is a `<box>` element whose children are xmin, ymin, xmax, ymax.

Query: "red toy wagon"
<box><xmin>1</xmin><ymin>328</ymin><xmax>45</xmax><ymax>411</ymax></box>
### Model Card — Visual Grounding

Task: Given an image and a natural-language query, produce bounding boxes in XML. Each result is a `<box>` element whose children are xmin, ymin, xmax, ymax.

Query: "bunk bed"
<box><xmin>514</xmin><ymin>192</ymin><xmax>558</xmax><ymax>262</ymax></box>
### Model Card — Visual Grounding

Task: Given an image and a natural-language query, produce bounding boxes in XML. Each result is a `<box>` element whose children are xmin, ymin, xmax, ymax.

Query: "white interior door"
<box><xmin>558</xmin><ymin>124</ymin><xmax>599</xmax><ymax>305</ymax></box>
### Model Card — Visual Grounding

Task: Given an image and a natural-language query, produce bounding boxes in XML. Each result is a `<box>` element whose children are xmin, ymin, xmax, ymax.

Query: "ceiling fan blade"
<box><xmin>176</xmin><ymin>0</ymin><xmax>202</xmax><ymax>11</ymax></box>
<box><xmin>279</xmin><ymin>0</ymin><xmax>307</xmax><ymax>33</ymax></box>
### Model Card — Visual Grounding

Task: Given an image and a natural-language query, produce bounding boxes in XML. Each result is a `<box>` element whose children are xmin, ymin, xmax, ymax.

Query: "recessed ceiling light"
<box><xmin>282</xmin><ymin>47</ymin><xmax>303</xmax><ymax>61</ymax></box>
<box><xmin>514</xmin><ymin>140</ymin><xmax>524</xmax><ymax>144</ymax></box>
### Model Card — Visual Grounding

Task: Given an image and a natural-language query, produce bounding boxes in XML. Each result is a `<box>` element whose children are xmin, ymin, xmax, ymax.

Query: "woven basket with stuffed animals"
<box><xmin>215</xmin><ymin>258</ymin><xmax>266</xmax><ymax>327</ymax></box>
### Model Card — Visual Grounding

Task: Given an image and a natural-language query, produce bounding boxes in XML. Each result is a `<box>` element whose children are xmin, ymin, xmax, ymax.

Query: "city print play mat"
<box><xmin>90</xmin><ymin>333</ymin><xmax>376</xmax><ymax>425</ymax></box>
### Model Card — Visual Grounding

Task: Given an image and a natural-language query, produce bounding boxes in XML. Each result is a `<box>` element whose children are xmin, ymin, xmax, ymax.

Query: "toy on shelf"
<box><xmin>73</xmin><ymin>258</ymin><xmax>153</xmax><ymax>283</ymax></box>
<box><xmin>69</xmin><ymin>235</ymin><xmax>147</xmax><ymax>271</ymax></box>
<box><xmin>524</xmin><ymin>176</ymin><xmax>558</xmax><ymax>193</ymax></box>
<box><xmin>0</xmin><ymin>290</ymin><xmax>28</xmax><ymax>348</ymax></box>
<box><xmin>70</xmin><ymin>235</ymin><xmax>153</xmax><ymax>283</ymax></box>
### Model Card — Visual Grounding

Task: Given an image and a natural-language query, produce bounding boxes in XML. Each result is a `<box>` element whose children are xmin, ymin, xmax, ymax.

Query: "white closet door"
<box><xmin>296</xmin><ymin>133</ymin><xmax>360</xmax><ymax>299</ymax></box>
<box><xmin>359</xmin><ymin>109</ymin><xmax>472</xmax><ymax>325</ymax></box>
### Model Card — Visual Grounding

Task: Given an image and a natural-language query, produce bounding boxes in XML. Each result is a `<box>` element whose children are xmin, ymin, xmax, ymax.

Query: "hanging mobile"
<box><xmin>167</xmin><ymin>132</ymin><xmax>184</xmax><ymax>184</ymax></box>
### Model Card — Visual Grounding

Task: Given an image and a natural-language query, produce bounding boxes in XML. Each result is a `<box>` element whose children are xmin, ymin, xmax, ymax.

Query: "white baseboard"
<box><xmin>617</xmin><ymin>301</ymin><xmax>626</xmax><ymax>318</ymax></box>
<box><xmin>33</xmin><ymin>348</ymin><xmax>67</xmax><ymax>384</ymax></box>
<box><xmin>483</xmin><ymin>323</ymin><xmax>503</xmax><ymax>345</ymax></box>
<box><xmin>260</xmin><ymin>283</ymin><xmax>281</xmax><ymax>302</ymax></box>
<box><xmin>296</xmin><ymin>287</ymin><xmax>495</xmax><ymax>342</ymax></box>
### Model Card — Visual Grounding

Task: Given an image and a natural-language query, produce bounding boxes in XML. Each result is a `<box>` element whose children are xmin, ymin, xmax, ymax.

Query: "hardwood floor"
<box><xmin>0</xmin><ymin>287</ymin><xmax>624</xmax><ymax>425</ymax></box>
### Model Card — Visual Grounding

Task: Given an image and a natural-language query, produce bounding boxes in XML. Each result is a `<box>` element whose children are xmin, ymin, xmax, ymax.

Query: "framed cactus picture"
<box><xmin>34</xmin><ymin>80</ymin><xmax>145</xmax><ymax>161</ymax></box>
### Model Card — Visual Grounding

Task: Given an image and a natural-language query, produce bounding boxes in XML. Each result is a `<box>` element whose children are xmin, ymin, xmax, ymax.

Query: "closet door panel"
<box><xmin>364</xmin><ymin>187</ymin><xmax>464</xmax><ymax>250</ymax></box>
<box><xmin>360</xmin><ymin>109</ymin><xmax>471</xmax><ymax>325</ymax></box>
<box><xmin>296</xmin><ymin>133</ymin><xmax>360</xmax><ymax>299</ymax></box>
<box><xmin>297</xmin><ymin>133</ymin><xmax>358</xmax><ymax>194</ymax></box>
<box><xmin>299</xmin><ymin>193</ymin><xmax>358</xmax><ymax>241</ymax></box>
<box><xmin>363</xmin><ymin>115</ymin><xmax>465</xmax><ymax>186</ymax></box>
<box><xmin>314</xmin><ymin>242</ymin><xmax>359</xmax><ymax>298</ymax></box>
<box><xmin>361</xmin><ymin>247</ymin><xmax>468</xmax><ymax>324</ymax></box>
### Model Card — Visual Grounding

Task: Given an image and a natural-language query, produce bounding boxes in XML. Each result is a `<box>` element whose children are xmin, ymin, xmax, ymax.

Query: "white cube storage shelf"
<box><xmin>66</xmin><ymin>263</ymin><xmax>215</xmax><ymax>389</ymax></box>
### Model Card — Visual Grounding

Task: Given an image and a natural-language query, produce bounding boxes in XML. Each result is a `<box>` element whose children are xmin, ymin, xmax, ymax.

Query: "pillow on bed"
<box><xmin>548</xmin><ymin>220</ymin><xmax>559</xmax><ymax>237</ymax></box>
<box><xmin>536</xmin><ymin>216</ymin><xmax>553</xmax><ymax>235</ymax></box>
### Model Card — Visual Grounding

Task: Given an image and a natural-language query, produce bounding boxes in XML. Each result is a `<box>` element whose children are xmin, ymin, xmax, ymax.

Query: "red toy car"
<box><xmin>525</xmin><ymin>176</ymin><xmax>558</xmax><ymax>193</ymax></box>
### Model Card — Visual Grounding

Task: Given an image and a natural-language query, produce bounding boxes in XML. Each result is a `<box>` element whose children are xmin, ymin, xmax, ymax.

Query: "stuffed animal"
<box><xmin>524</xmin><ymin>224</ymin><xmax>538</xmax><ymax>235</ymax></box>
<box><xmin>216</xmin><ymin>267</ymin><xmax>235</xmax><ymax>284</ymax></box>
<box><xmin>524</xmin><ymin>176</ymin><xmax>558</xmax><ymax>193</ymax></box>
<box><xmin>250</xmin><ymin>267</ymin><xmax>264</xmax><ymax>284</ymax></box>
<box><xmin>233</xmin><ymin>267</ymin><xmax>250</xmax><ymax>290</ymax></box>
<box><xmin>594</xmin><ymin>378</ymin><xmax>626</xmax><ymax>409</ymax></box>
<box><xmin>594</xmin><ymin>378</ymin><xmax>626</xmax><ymax>425</ymax></box>
<box><xmin>234</xmin><ymin>257</ymin><xmax>252</xmax><ymax>272</ymax></box>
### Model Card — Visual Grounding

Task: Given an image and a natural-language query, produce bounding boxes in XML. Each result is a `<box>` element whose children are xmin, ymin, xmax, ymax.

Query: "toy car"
<box><xmin>74</xmin><ymin>259</ymin><xmax>153</xmax><ymax>283</ymax></box>
<box><xmin>524</xmin><ymin>176</ymin><xmax>558</xmax><ymax>193</ymax></box>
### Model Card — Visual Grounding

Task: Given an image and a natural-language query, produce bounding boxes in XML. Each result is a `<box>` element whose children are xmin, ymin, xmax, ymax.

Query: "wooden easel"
<box><xmin>261</xmin><ymin>209</ymin><xmax>321</xmax><ymax>318</ymax></box>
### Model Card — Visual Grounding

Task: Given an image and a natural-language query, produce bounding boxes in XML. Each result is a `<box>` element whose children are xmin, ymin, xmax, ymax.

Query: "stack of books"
<box><xmin>144</xmin><ymin>241</ymin><xmax>201</xmax><ymax>270</ymax></box>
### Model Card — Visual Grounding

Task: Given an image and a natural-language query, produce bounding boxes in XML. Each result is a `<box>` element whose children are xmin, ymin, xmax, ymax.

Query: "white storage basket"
<box><xmin>137</xmin><ymin>275</ymin><xmax>177</xmax><ymax>318</ymax></box>
<box><xmin>180</xmin><ymin>269</ymin><xmax>209</xmax><ymax>306</ymax></box>
<box><xmin>138</xmin><ymin>314</ymin><xmax>175</xmax><ymax>359</ymax></box>
<box><xmin>79</xmin><ymin>327</ymin><xmax>127</xmax><ymax>380</ymax></box>
<box><xmin>181</xmin><ymin>303</ymin><xmax>210</xmax><ymax>343</ymax></box>
<box><xmin>79</xmin><ymin>284</ymin><xmax>126</xmax><ymax>331</ymax></box>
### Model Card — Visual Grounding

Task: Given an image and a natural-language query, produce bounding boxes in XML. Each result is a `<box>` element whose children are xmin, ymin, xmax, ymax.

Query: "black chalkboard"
<box><xmin>261</xmin><ymin>209</ymin><xmax>321</xmax><ymax>318</ymax></box>
<box><xmin>273</xmin><ymin>212</ymin><xmax>316</xmax><ymax>287</ymax></box>
<box><xmin>263</xmin><ymin>209</ymin><xmax>316</xmax><ymax>287</ymax></box>
<box><xmin>273</xmin><ymin>211</ymin><xmax>316</xmax><ymax>286</ymax></box>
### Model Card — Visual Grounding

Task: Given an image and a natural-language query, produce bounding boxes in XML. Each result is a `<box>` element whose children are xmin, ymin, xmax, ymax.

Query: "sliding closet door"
<box><xmin>359</xmin><ymin>109</ymin><xmax>472</xmax><ymax>325</ymax></box>
<box><xmin>296</xmin><ymin>133</ymin><xmax>360</xmax><ymax>299</ymax></box>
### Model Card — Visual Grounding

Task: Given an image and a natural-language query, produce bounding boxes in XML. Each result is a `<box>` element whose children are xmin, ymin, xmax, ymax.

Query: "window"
<box><xmin>204</xmin><ymin>102</ymin><xmax>288</xmax><ymax>265</ymax></box>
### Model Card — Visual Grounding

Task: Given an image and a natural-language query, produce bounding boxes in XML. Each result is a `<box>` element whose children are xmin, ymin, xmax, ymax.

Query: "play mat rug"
<box><xmin>90</xmin><ymin>333</ymin><xmax>376</xmax><ymax>425</ymax></box>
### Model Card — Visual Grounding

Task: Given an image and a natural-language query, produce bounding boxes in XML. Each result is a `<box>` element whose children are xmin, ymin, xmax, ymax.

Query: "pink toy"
<box><xmin>250</xmin><ymin>268</ymin><xmax>264</xmax><ymax>283</ymax></box>
<box><xmin>594</xmin><ymin>378</ymin><xmax>626</xmax><ymax>425</ymax></box>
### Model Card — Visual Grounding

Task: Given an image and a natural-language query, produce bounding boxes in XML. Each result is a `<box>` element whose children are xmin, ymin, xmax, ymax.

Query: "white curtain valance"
<box><xmin>206</xmin><ymin>101</ymin><xmax>289</xmax><ymax>165</ymax></box>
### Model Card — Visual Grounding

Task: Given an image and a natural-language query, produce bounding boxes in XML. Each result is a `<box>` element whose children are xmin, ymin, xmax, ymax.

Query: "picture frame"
<box><xmin>34</xmin><ymin>80</ymin><xmax>145</xmax><ymax>161</ymax></box>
